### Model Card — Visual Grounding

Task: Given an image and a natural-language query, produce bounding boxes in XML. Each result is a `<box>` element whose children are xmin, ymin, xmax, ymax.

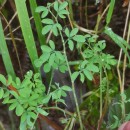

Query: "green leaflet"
<box><xmin>104</xmin><ymin>27</ymin><xmax>130</xmax><ymax>63</ymax></box>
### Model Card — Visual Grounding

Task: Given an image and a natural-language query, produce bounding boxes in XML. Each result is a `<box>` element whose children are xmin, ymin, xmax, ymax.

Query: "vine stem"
<box><xmin>59</xmin><ymin>30</ymin><xmax>83</xmax><ymax>130</ymax></box>
<box><xmin>49</xmin><ymin>10</ymin><xmax>83</xmax><ymax>129</ymax></box>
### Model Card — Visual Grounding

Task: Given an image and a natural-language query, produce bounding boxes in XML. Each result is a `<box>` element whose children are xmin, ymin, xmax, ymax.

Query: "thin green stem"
<box><xmin>59</xmin><ymin>28</ymin><xmax>83</xmax><ymax>130</ymax></box>
<box><xmin>49</xmin><ymin>8</ymin><xmax>83</xmax><ymax>130</ymax></box>
<box><xmin>43</xmin><ymin>107</ymin><xmax>73</xmax><ymax>116</ymax></box>
<box><xmin>47</xmin><ymin>70</ymin><xmax>54</xmax><ymax>94</ymax></box>
<box><xmin>99</xmin><ymin>64</ymin><xmax>102</xmax><ymax>118</ymax></box>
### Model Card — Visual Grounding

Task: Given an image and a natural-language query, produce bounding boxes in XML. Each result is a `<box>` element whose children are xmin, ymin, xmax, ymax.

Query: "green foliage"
<box><xmin>34</xmin><ymin>1</ymin><xmax>118</xmax><ymax>129</ymax></box>
<box><xmin>108</xmin><ymin>88</ymin><xmax>130</xmax><ymax>129</ymax></box>
<box><xmin>34</xmin><ymin>39</ymin><xmax>67</xmax><ymax>73</ymax></box>
<box><xmin>0</xmin><ymin>0</ymin><xmax>121</xmax><ymax>129</ymax></box>
<box><xmin>35</xmin><ymin>1</ymin><xmax>116</xmax><ymax>84</ymax></box>
<box><xmin>0</xmin><ymin>71</ymin><xmax>71</xmax><ymax>129</ymax></box>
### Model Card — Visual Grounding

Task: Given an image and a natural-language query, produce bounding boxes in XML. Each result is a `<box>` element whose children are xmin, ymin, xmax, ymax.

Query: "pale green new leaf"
<box><xmin>83</xmin><ymin>69</ymin><xmax>93</xmax><ymax>80</ymax></box>
<box><xmin>0</xmin><ymin>74</ymin><xmax>6</xmax><ymax>85</ymax></box>
<box><xmin>80</xmin><ymin>73</ymin><xmax>85</xmax><ymax>83</ymax></box>
<box><xmin>65</xmin><ymin>28</ymin><xmax>70</xmax><ymax>37</ymax></box>
<box><xmin>68</xmin><ymin>40</ymin><xmax>74</xmax><ymax>50</ymax></box>
<box><xmin>16</xmin><ymin>104</ymin><xmax>24</xmax><ymax>116</ymax></box>
<box><xmin>35</xmin><ymin>6</ymin><xmax>47</xmax><ymax>13</ymax></box>
<box><xmin>41</xmin><ymin>9</ymin><xmax>49</xmax><ymax>18</ymax></box>
<box><xmin>73</xmin><ymin>35</ymin><xmax>86</xmax><ymax>42</ymax></box>
<box><xmin>59</xmin><ymin>1</ymin><xmax>68</xmax><ymax>11</ymax></box>
<box><xmin>42</xmin><ymin>25</ymin><xmax>52</xmax><ymax>35</ymax></box>
<box><xmin>9</xmin><ymin>101</ymin><xmax>18</xmax><ymax>111</ymax></box>
<box><xmin>49</xmin><ymin>40</ymin><xmax>55</xmax><ymax>50</ymax></box>
<box><xmin>86</xmin><ymin>64</ymin><xmax>99</xmax><ymax>72</ymax></box>
<box><xmin>70</xmin><ymin>28</ymin><xmax>78</xmax><ymax>37</ymax></box>
<box><xmin>44</xmin><ymin>63</ymin><xmax>51</xmax><ymax>73</ymax></box>
<box><xmin>61</xmin><ymin>85</ymin><xmax>72</xmax><ymax>91</ymax></box>
<box><xmin>54</xmin><ymin>1</ymin><xmax>59</xmax><ymax>12</ymax></box>
<box><xmin>41</xmin><ymin>18</ymin><xmax>54</xmax><ymax>24</ymax></box>
<box><xmin>41</xmin><ymin>45</ymin><xmax>52</xmax><ymax>52</ymax></box>
<box><xmin>71</xmin><ymin>72</ymin><xmax>80</xmax><ymax>82</ymax></box>
<box><xmin>49</xmin><ymin>53</ymin><xmax>56</xmax><ymax>65</ymax></box>
<box><xmin>58</xmin><ymin>10</ymin><xmax>69</xmax><ymax>16</ymax></box>
<box><xmin>37</xmin><ymin>108</ymin><xmax>48</xmax><ymax>116</ymax></box>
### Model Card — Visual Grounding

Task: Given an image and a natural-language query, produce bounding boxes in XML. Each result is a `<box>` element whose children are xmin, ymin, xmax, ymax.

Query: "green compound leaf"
<box><xmin>73</xmin><ymin>35</ymin><xmax>86</xmax><ymax>42</ymax></box>
<box><xmin>37</xmin><ymin>108</ymin><xmax>48</xmax><ymax>116</ymax></box>
<box><xmin>16</xmin><ymin>104</ymin><xmax>24</xmax><ymax>116</ymax></box>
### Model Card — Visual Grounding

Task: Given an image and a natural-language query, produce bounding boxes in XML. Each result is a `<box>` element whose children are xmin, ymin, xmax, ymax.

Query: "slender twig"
<box><xmin>5</xmin><ymin>37</ymin><xmax>23</xmax><ymax>41</ymax></box>
<box><xmin>117</xmin><ymin>1</ymin><xmax>130</xmax><ymax>120</ymax></box>
<box><xmin>4</xmin><ymin>12</ymin><xmax>17</xmax><ymax>31</ymax></box>
<box><xmin>74</xmin><ymin>23</ymin><xmax>95</xmax><ymax>34</ymax></box>
<box><xmin>0</xmin><ymin>0</ymin><xmax>7</xmax><ymax>10</ymax></box>
<box><xmin>5</xmin><ymin>17</ymin><xmax>33</xmax><ymax>37</ymax></box>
